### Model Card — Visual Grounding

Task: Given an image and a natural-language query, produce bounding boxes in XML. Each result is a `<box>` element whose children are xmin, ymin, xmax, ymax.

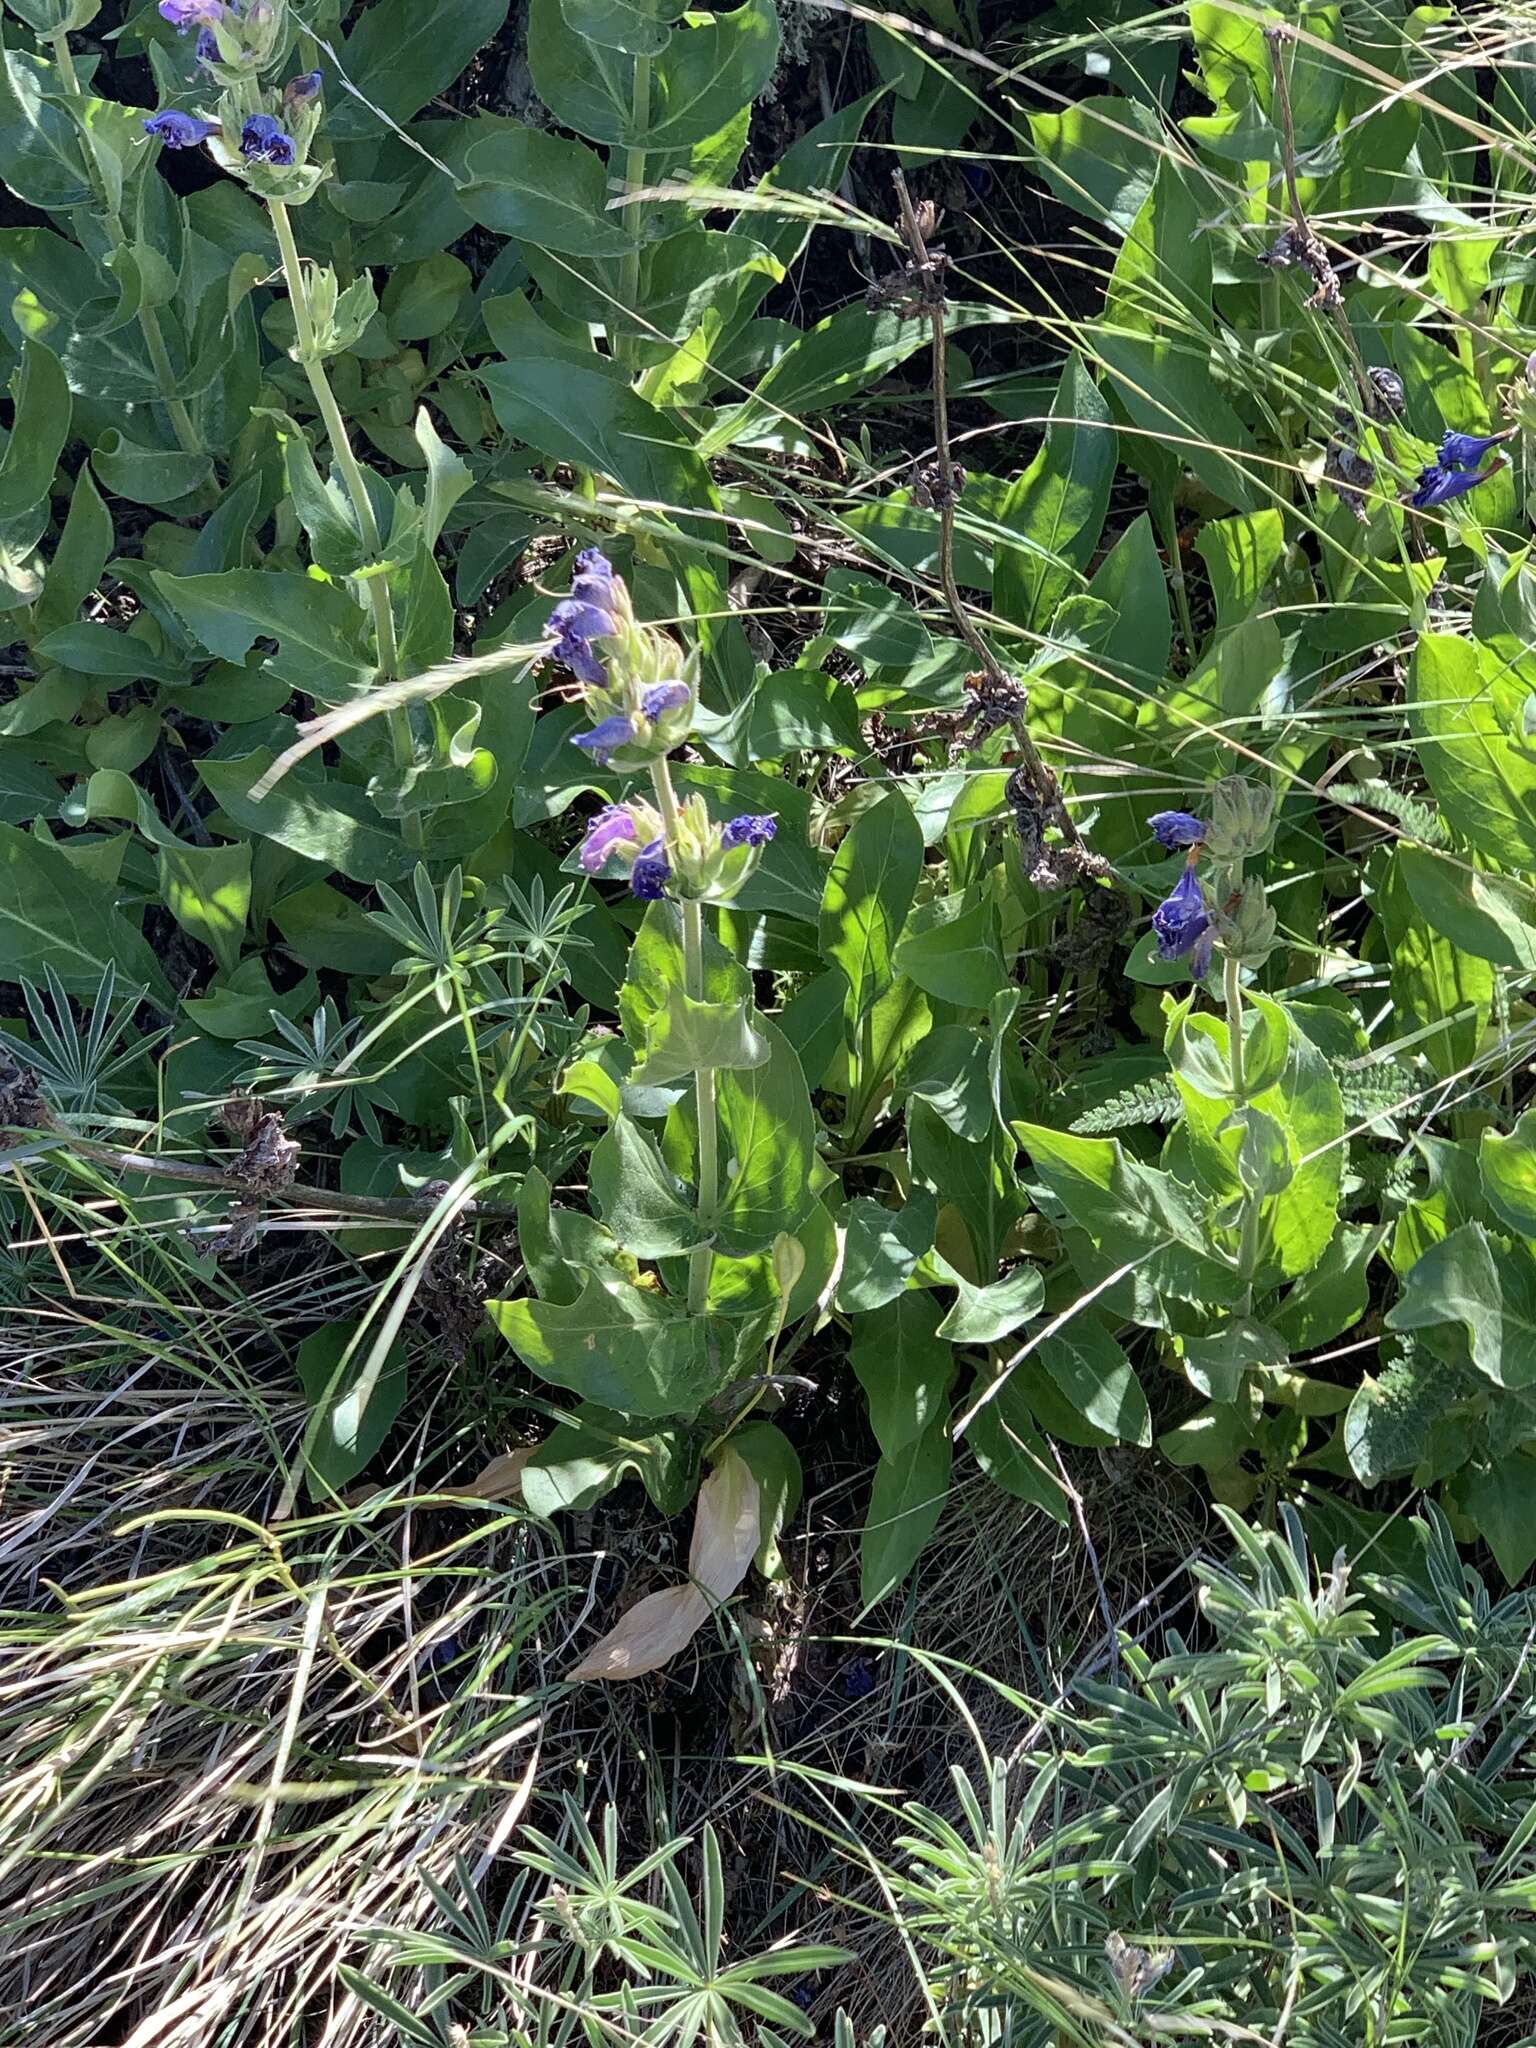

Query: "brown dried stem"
<box><xmin>889</xmin><ymin>168</ymin><xmax>1082</xmax><ymax>850</ymax></box>
<box><xmin>1266</xmin><ymin>28</ymin><xmax>1373</xmax><ymax>412</ymax></box>
<box><xmin>3</xmin><ymin>1126</ymin><xmax>518</xmax><ymax>1224</ymax></box>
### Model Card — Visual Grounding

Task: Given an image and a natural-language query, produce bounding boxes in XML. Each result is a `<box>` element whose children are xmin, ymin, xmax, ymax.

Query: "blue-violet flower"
<box><xmin>239</xmin><ymin>113</ymin><xmax>295</xmax><ymax>165</ymax></box>
<box><xmin>1148</xmin><ymin>810</ymin><xmax>1206</xmax><ymax>851</ymax></box>
<box><xmin>1438</xmin><ymin>429</ymin><xmax>1509</xmax><ymax>471</ymax></box>
<box><xmin>1151</xmin><ymin>867</ymin><xmax>1210</xmax><ymax>964</ymax></box>
<box><xmin>579</xmin><ymin>805</ymin><xmax>640</xmax><ymax>874</ymax></box>
<box><xmin>569</xmin><ymin>714</ymin><xmax>633</xmax><ymax>768</ymax></box>
<box><xmin>640</xmin><ymin>681</ymin><xmax>691</xmax><ymax>721</ymax></box>
<box><xmin>143</xmin><ymin>109</ymin><xmax>220</xmax><ymax>147</ymax></box>
<box><xmin>159</xmin><ymin>0</ymin><xmax>223</xmax><ymax>27</ymax></box>
<box><xmin>720</xmin><ymin>814</ymin><xmax>777</xmax><ymax>849</ymax></box>
<box><xmin>284</xmin><ymin>69</ymin><xmax>322</xmax><ymax>104</ymax></box>
<box><xmin>1411</xmin><ymin>461</ymin><xmax>1500</xmax><ymax>510</ymax></box>
<box><xmin>629</xmin><ymin>840</ymin><xmax>671</xmax><ymax>901</ymax></box>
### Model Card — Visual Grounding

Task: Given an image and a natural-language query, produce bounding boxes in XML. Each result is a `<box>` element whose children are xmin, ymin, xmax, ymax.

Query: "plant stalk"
<box><xmin>269</xmin><ymin>200</ymin><xmax>422</xmax><ymax>846</ymax></box>
<box><xmin>649</xmin><ymin>752</ymin><xmax>718</xmax><ymax>1315</ymax></box>
<box><xmin>616</xmin><ymin>54</ymin><xmax>652</xmax><ymax>369</ymax></box>
<box><xmin>1224</xmin><ymin>949</ymin><xmax>1263</xmax><ymax>1310</ymax></box>
<box><xmin>890</xmin><ymin>168</ymin><xmax>1083</xmax><ymax>852</ymax></box>
<box><xmin>49</xmin><ymin>30</ymin><xmax>205</xmax><ymax>458</ymax></box>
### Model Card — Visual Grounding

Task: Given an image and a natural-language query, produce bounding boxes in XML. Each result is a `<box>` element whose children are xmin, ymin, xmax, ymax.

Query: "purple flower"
<box><xmin>239</xmin><ymin>113</ymin><xmax>295</xmax><ymax>165</ymax></box>
<box><xmin>629</xmin><ymin>840</ymin><xmax>671</xmax><ymax>900</ymax></box>
<box><xmin>1151</xmin><ymin>867</ymin><xmax>1209</xmax><ymax>963</ymax></box>
<box><xmin>720</xmin><ymin>813</ymin><xmax>777</xmax><ymax>850</ymax></box>
<box><xmin>579</xmin><ymin>804</ymin><xmax>639</xmax><ymax>874</ymax></box>
<box><xmin>1410</xmin><ymin>461</ymin><xmax>1501</xmax><ymax>511</ymax></box>
<box><xmin>159</xmin><ymin>0</ymin><xmax>222</xmax><ymax>27</ymax></box>
<box><xmin>570</xmin><ymin>714</ymin><xmax>634</xmax><ymax>767</ymax></box>
<box><xmin>284</xmin><ymin>69</ymin><xmax>322</xmax><ymax>104</ymax></box>
<box><xmin>1148</xmin><ymin>810</ymin><xmax>1206</xmax><ymax>851</ymax></box>
<box><xmin>571</xmin><ymin>547</ymin><xmax>616</xmax><ymax>610</ymax></box>
<box><xmin>143</xmin><ymin>109</ymin><xmax>220</xmax><ymax>147</ymax></box>
<box><xmin>1438</xmin><ymin>429</ymin><xmax>1508</xmax><ymax>471</ymax></box>
<box><xmin>640</xmin><ymin>681</ymin><xmax>690</xmax><ymax>721</ymax></box>
<box><xmin>195</xmin><ymin>25</ymin><xmax>219</xmax><ymax>60</ymax></box>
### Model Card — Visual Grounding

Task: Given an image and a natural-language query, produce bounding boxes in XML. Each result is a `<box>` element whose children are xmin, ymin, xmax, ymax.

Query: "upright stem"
<box><xmin>49</xmin><ymin>32</ymin><xmax>204</xmax><ymax>458</ymax></box>
<box><xmin>1224</xmin><ymin>950</ymin><xmax>1262</xmax><ymax>1311</ymax></box>
<box><xmin>1155</xmin><ymin>484</ymin><xmax>1197</xmax><ymax>659</ymax></box>
<box><xmin>890</xmin><ymin>169</ymin><xmax>1082</xmax><ymax>850</ymax></box>
<box><xmin>616</xmin><ymin>54</ymin><xmax>652</xmax><ymax>369</ymax></box>
<box><xmin>270</xmin><ymin>200</ymin><xmax>421</xmax><ymax>845</ymax></box>
<box><xmin>649</xmin><ymin>753</ymin><xmax>717</xmax><ymax>1315</ymax></box>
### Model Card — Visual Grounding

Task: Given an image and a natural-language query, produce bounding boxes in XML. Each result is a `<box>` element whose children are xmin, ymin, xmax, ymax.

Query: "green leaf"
<box><xmin>935</xmin><ymin>1261</ymin><xmax>1044</xmax><ymax>1344</ymax></box>
<box><xmin>1397</xmin><ymin>843</ymin><xmax>1536</xmax><ymax>973</ymax></box>
<box><xmin>327</xmin><ymin>0</ymin><xmax>512</xmax><ymax>137</ymax></box>
<box><xmin>836</xmin><ymin>1188</ymin><xmax>938</xmax><ymax>1312</ymax></box>
<box><xmin>1481</xmin><ymin>1113</ymin><xmax>1536</xmax><ymax>1238</ymax></box>
<box><xmin>459</xmin><ymin>121</ymin><xmax>637</xmax><ymax>254</ymax></box>
<box><xmin>968</xmin><ymin>1379</ymin><xmax>1068</xmax><ymax>1520</ymax></box>
<box><xmin>851</xmin><ymin>1290</ymin><xmax>957</xmax><ymax>1456</ymax></box>
<box><xmin>1409</xmin><ymin>632</ymin><xmax>1536</xmax><ymax>869</ymax></box>
<box><xmin>744</xmin><ymin>668</ymin><xmax>861</xmax><ymax>759</ymax></box>
<box><xmin>822</xmin><ymin>568</ymin><xmax>932</xmax><ymax>670</ymax></box>
<box><xmin>1027</xmin><ymin>94</ymin><xmax>1163</xmax><ymax>230</ymax></box>
<box><xmin>1386</xmin><ymin>1223</ymin><xmax>1536</xmax><ymax>1388</ymax></box>
<box><xmin>1016</xmin><ymin>1121</ymin><xmax>1209</xmax><ymax>1256</ymax></box>
<box><xmin>819</xmin><ymin>791</ymin><xmax>923</xmax><ymax>1029</ymax></box>
<box><xmin>993</xmin><ymin>353</ymin><xmax>1115</xmax><ymax>633</ymax></box>
<box><xmin>34</xmin><ymin>459</ymin><xmax>111</xmax><ymax>638</ymax></box>
<box><xmin>0</xmin><ymin>821</ymin><xmax>167</xmax><ymax>1000</ymax></box>
<box><xmin>860</xmin><ymin>1414</ymin><xmax>951</xmax><ymax>1609</ymax></box>
<box><xmin>528</xmin><ymin>0</ymin><xmax>779</xmax><ymax>149</ymax></box>
<box><xmin>1456</xmin><ymin>1452</ymin><xmax>1536</xmax><ymax>1584</ymax></box>
<box><xmin>0</xmin><ymin>23</ymin><xmax>91</xmax><ymax>212</ymax></box>
<box><xmin>731</xmin><ymin>1419</ymin><xmax>803</xmax><ymax>1578</ymax></box>
<box><xmin>1181</xmin><ymin>1317</ymin><xmax>1288</xmax><ymax>1402</ymax></box>
<box><xmin>590</xmin><ymin>1115</ymin><xmax>703</xmax><ymax>1258</ymax></box>
<box><xmin>199</xmin><ymin>753</ymin><xmax>409</xmax><ymax>884</ymax></box>
<box><xmin>629</xmin><ymin>987</ymin><xmax>769</xmax><ymax>1088</ymax></box>
<box><xmin>698</xmin><ymin>301</ymin><xmax>1004</xmax><ymax>458</ymax></box>
<box><xmin>1038</xmin><ymin>1320</ymin><xmax>1151</xmax><ymax>1444</ymax></box>
<box><xmin>295</xmin><ymin>1319</ymin><xmax>408</xmax><ymax>1496</ymax></box>
<box><xmin>893</xmin><ymin>893</ymin><xmax>1006</xmax><ymax>1010</ymax></box>
<box><xmin>489</xmin><ymin>1274</ymin><xmax>726</xmax><ymax>1417</ymax></box>
<box><xmin>156</xmin><ymin>570</ymin><xmax>374</xmax><ymax>703</ymax></box>
<box><xmin>707</xmin><ymin>1021</ymin><xmax>817</xmax><ymax>1258</ymax></box>
<box><xmin>0</xmin><ymin>339</ymin><xmax>69</xmax><ymax>546</ymax></box>
<box><xmin>910</xmin><ymin>1100</ymin><xmax>1025</xmax><ymax>1278</ymax></box>
<box><xmin>1095</xmin><ymin>322</ymin><xmax>1259</xmax><ymax>513</ymax></box>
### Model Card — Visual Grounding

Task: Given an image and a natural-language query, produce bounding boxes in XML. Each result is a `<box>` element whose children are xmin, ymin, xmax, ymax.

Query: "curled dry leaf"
<box><xmin>307</xmin><ymin>1446</ymin><xmax>534</xmax><ymax>1516</ymax></box>
<box><xmin>446</xmin><ymin>1447</ymin><xmax>534</xmax><ymax>1502</ymax></box>
<box><xmin>565</xmin><ymin>1448</ymin><xmax>761</xmax><ymax>1683</ymax></box>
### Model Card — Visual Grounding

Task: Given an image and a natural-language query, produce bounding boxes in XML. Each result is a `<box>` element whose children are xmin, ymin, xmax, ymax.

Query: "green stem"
<box><xmin>270</xmin><ymin>200</ymin><xmax>421</xmax><ymax>846</ymax></box>
<box><xmin>1224</xmin><ymin>949</ymin><xmax>1262</xmax><ymax>1310</ymax></box>
<box><xmin>649</xmin><ymin>753</ymin><xmax>717</xmax><ymax>1316</ymax></box>
<box><xmin>1155</xmin><ymin>485</ymin><xmax>1196</xmax><ymax>661</ymax></box>
<box><xmin>50</xmin><ymin>31</ymin><xmax>204</xmax><ymax>459</ymax></box>
<box><xmin>616</xmin><ymin>54</ymin><xmax>651</xmax><ymax>369</ymax></box>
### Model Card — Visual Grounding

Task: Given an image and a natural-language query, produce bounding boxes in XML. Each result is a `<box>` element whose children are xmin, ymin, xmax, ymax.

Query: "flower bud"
<box><xmin>1214</xmin><ymin>876</ymin><xmax>1278</xmax><ymax>971</ymax></box>
<box><xmin>1202</xmin><ymin>777</ymin><xmax>1276</xmax><ymax>864</ymax></box>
